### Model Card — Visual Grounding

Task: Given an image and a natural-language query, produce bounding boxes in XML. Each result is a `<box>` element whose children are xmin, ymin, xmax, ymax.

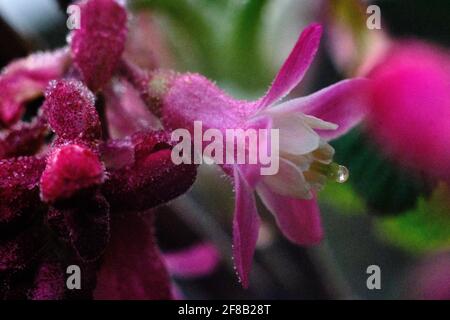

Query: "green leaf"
<box><xmin>133</xmin><ymin>0</ymin><xmax>271</xmax><ymax>93</ymax></box>
<box><xmin>133</xmin><ymin>0</ymin><xmax>218</xmax><ymax>76</ymax></box>
<box><xmin>224</xmin><ymin>0</ymin><xmax>272</xmax><ymax>90</ymax></box>
<box><xmin>319</xmin><ymin>180</ymin><xmax>366</xmax><ymax>214</ymax></box>
<box><xmin>376</xmin><ymin>183</ymin><xmax>450</xmax><ymax>254</ymax></box>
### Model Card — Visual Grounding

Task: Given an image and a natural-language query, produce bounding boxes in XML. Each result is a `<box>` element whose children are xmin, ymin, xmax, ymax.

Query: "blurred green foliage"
<box><xmin>332</xmin><ymin>128</ymin><xmax>430</xmax><ymax>215</ymax></box>
<box><xmin>319</xmin><ymin>182</ymin><xmax>366</xmax><ymax>215</ymax></box>
<box><xmin>376</xmin><ymin>183</ymin><xmax>450</xmax><ymax>254</ymax></box>
<box><xmin>133</xmin><ymin>0</ymin><xmax>272</xmax><ymax>94</ymax></box>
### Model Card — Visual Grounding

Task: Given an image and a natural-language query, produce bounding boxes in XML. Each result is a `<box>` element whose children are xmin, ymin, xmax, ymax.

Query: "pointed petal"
<box><xmin>235</xmin><ymin>115</ymin><xmax>273</xmax><ymax>188</ymax></box>
<box><xmin>257</xmin><ymin>184</ymin><xmax>323</xmax><ymax>245</ymax></box>
<box><xmin>273</xmin><ymin>78</ymin><xmax>369</xmax><ymax>140</ymax></box>
<box><xmin>0</xmin><ymin>117</ymin><xmax>48</xmax><ymax>159</ymax></box>
<box><xmin>257</xmin><ymin>23</ymin><xmax>323</xmax><ymax>109</ymax></box>
<box><xmin>105</xmin><ymin>80</ymin><xmax>162</xmax><ymax>139</ymax></box>
<box><xmin>71</xmin><ymin>0</ymin><xmax>128</xmax><ymax>91</ymax></box>
<box><xmin>162</xmin><ymin>72</ymin><xmax>251</xmax><ymax>132</ymax></box>
<box><xmin>102</xmin><ymin>131</ymin><xmax>197</xmax><ymax>212</ymax></box>
<box><xmin>99</xmin><ymin>138</ymin><xmax>135</xmax><ymax>170</ymax></box>
<box><xmin>301</xmin><ymin>114</ymin><xmax>338</xmax><ymax>130</ymax></box>
<box><xmin>0</xmin><ymin>49</ymin><xmax>69</xmax><ymax>127</ymax></box>
<box><xmin>262</xmin><ymin>158</ymin><xmax>311</xmax><ymax>199</ymax></box>
<box><xmin>94</xmin><ymin>214</ymin><xmax>173</xmax><ymax>300</ymax></box>
<box><xmin>163</xmin><ymin>243</ymin><xmax>220</xmax><ymax>279</ymax></box>
<box><xmin>272</xmin><ymin>113</ymin><xmax>320</xmax><ymax>155</ymax></box>
<box><xmin>232</xmin><ymin>168</ymin><xmax>260</xmax><ymax>288</ymax></box>
<box><xmin>0</xmin><ymin>156</ymin><xmax>45</xmax><ymax>190</ymax></box>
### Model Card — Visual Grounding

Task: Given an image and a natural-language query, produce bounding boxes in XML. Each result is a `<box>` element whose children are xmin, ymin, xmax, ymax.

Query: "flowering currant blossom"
<box><xmin>0</xmin><ymin>0</ymin><xmax>198</xmax><ymax>299</ymax></box>
<box><xmin>123</xmin><ymin>24</ymin><xmax>369</xmax><ymax>287</ymax></box>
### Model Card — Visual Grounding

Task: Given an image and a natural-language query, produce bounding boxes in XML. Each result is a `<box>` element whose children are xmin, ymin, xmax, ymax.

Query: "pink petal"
<box><xmin>257</xmin><ymin>184</ymin><xmax>323</xmax><ymax>245</ymax></box>
<box><xmin>233</xmin><ymin>115</ymin><xmax>273</xmax><ymax>188</ymax></box>
<box><xmin>99</xmin><ymin>138</ymin><xmax>135</xmax><ymax>170</ymax></box>
<box><xmin>0</xmin><ymin>156</ymin><xmax>45</xmax><ymax>235</ymax></box>
<box><xmin>40</xmin><ymin>144</ymin><xmax>105</xmax><ymax>203</ymax></box>
<box><xmin>262</xmin><ymin>158</ymin><xmax>311</xmax><ymax>199</ymax></box>
<box><xmin>0</xmin><ymin>49</ymin><xmax>69</xmax><ymax>127</ymax></box>
<box><xmin>94</xmin><ymin>214</ymin><xmax>173</xmax><ymax>300</ymax></box>
<box><xmin>0</xmin><ymin>156</ymin><xmax>45</xmax><ymax>190</ymax></box>
<box><xmin>232</xmin><ymin>167</ymin><xmax>261</xmax><ymax>288</ymax></box>
<box><xmin>105</xmin><ymin>80</ymin><xmax>162</xmax><ymax>139</ymax></box>
<box><xmin>274</xmin><ymin>78</ymin><xmax>369</xmax><ymax>140</ymax></box>
<box><xmin>102</xmin><ymin>131</ymin><xmax>197</xmax><ymax>212</ymax></box>
<box><xmin>162</xmin><ymin>72</ymin><xmax>255</xmax><ymax>133</ymax></box>
<box><xmin>163</xmin><ymin>243</ymin><xmax>220</xmax><ymax>279</ymax></box>
<box><xmin>43</xmin><ymin>80</ymin><xmax>101</xmax><ymax>141</ymax></box>
<box><xmin>257</xmin><ymin>23</ymin><xmax>323</xmax><ymax>109</ymax></box>
<box><xmin>124</xmin><ymin>11</ymin><xmax>173</xmax><ymax>70</ymax></box>
<box><xmin>71</xmin><ymin>0</ymin><xmax>128</xmax><ymax>91</ymax></box>
<box><xmin>0</xmin><ymin>117</ymin><xmax>48</xmax><ymax>159</ymax></box>
<box><xmin>29</xmin><ymin>261</ymin><xmax>65</xmax><ymax>300</ymax></box>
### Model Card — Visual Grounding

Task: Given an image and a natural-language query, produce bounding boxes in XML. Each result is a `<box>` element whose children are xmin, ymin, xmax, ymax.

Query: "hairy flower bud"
<box><xmin>71</xmin><ymin>0</ymin><xmax>128</xmax><ymax>91</ymax></box>
<box><xmin>40</xmin><ymin>144</ymin><xmax>105</xmax><ymax>203</ymax></box>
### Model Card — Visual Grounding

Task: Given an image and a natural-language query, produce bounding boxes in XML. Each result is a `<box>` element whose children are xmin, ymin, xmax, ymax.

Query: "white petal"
<box><xmin>281</xmin><ymin>152</ymin><xmax>312</xmax><ymax>171</ymax></box>
<box><xmin>271</xmin><ymin>113</ymin><xmax>320</xmax><ymax>155</ymax></box>
<box><xmin>301</xmin><ymin>114</ymin><xmax>338</xmax><ymax>130</ymax></box>
<box><xmin>262</xmin><ymin>158</ymin><xmax>312</xmax><ymax>199</ymax></box>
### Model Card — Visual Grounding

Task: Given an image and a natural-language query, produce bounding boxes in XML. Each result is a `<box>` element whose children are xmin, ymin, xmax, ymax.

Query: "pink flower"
<box><xmin>128</xmin><ymin>23</ymin><xmax>369</xmax><ymax>287</ymax></box>
<box><xmin>366</xmin><ymin>42</ymin><xmax>450</xmax><ymax>181</ymax></box>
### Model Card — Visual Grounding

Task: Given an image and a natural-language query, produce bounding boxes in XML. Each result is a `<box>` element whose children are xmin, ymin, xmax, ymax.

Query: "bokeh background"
<box><xmin>1</xmin><ymin>0</ymin><xmax>449</xmax><ymax>299</ymax></box>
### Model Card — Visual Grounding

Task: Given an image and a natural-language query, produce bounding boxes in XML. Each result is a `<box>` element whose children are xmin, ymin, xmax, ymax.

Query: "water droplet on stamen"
<box><xmin>335</xmin><ymin>165</ymin><xmax>349</xmax><ymax>183</ymax></box>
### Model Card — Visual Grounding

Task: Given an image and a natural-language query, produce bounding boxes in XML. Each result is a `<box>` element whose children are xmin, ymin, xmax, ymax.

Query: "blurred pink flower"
<box><xmin>164</xmin><ymin>243</ymin><xmax>220</xmax><ymax>279</ymax></box>
<box><xmin>406</xmin><ymin>253</ymin><xmax>450</xmax><ymax>300</ymax></box>
<box><xmin>163</xmin><ymin>242</ymin><xmax>221</xmax><ymax>300</ymax></box>
<box><xmin>366</xmin><ymin>42</ymin><xmax>450</xmax><ymax>181</ymax></box>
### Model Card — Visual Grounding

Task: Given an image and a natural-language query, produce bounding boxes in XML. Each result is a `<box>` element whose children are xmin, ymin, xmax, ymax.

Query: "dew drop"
<box><xmin>335</xmin><ymin>165</ymin><xmax>349</xmax><ymax>183</ymax></box>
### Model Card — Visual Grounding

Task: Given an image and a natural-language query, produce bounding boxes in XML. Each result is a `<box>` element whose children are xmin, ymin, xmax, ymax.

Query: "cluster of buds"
<box><xmin>0</xmin><ymin>0</ymin><xmax>197</xmax><ymax>299</ymax></box>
